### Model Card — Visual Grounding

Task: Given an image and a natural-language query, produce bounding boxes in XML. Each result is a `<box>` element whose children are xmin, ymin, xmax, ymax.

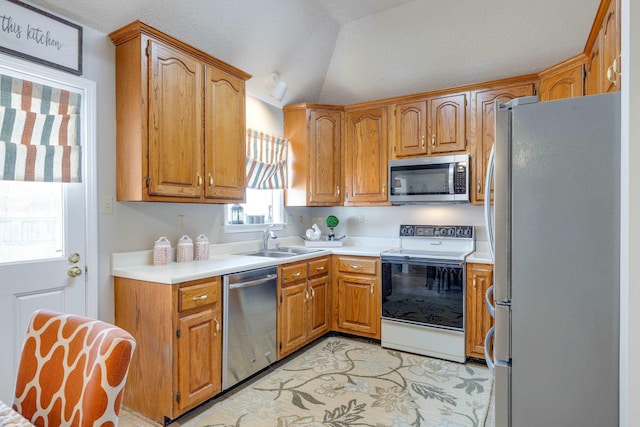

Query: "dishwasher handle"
<box><xmin>229</xmin><ymin>274</ymin><xmax>278</xmax><ymax>289</ymax></box>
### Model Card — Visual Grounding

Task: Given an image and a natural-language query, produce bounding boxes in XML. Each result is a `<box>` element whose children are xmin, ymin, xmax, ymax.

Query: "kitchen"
<box><xmin>0</xmin><ymin>0</ymin><xmax>638</xmax><ymax>426</ymax></box>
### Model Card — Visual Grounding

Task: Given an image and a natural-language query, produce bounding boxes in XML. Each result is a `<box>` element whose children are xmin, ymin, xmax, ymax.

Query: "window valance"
<box><xmin>0</xmin><ymin>74</ymin><xmax>82</xmax><ymax>183</ymax></box>
<box><xmin>245</xmin><ymin>128</ymin><xmax>288</xmax><ymax>190</ymax></box>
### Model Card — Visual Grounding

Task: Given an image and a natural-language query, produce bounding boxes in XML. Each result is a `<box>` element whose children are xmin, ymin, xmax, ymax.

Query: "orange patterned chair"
<box><xmin>11</xmin><ymin>310</ymin><xmax>136</xmax><ymax>427</ymax></box>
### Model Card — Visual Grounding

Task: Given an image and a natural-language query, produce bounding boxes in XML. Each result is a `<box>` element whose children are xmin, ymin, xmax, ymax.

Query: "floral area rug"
<box><xmin>181</xmin><ymin>337</ymin><xmax>492</xmax><ymax>427</ymax></box>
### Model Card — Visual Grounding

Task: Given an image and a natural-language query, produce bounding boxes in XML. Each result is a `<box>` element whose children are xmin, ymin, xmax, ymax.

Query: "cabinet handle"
<box><xmin>370</xmin><ymin>283</ymin><xmax>374</xmax><ymax>295</ymax></box>
<box><xmin>316</xmin><ymin>266</ymin><xmax>325</xmax><ymax>271</ymax></box>
<box><xmin>382</xmin><ymin>185</ymin><xmax>386</xmax><ymax>196</ymax></box>
<box><xmin>192</xmin><ymin>293</ymin><xmax>209</xmax><ymax>301</ymax></box>
<box><xmin>607</xmin><ymin>65</ymin><xmax>616</xmax><ymax>84</ymax></box>
<box><xmin>337</xmin><ymin>186</ymin><xmax>340</xmax><ymax>197</ymax></box>
<box><xmin>291</xmin><ymin>272</ymin><xmax>301</xmax><ymax>278</ymax></box>
<box><xmin>349</xmin><ymin>264</ymin><xmax>362</xmax><ymax>269</ymax></box>
<box><xmin>477</xmin><ymin>180</ymin><xmax>482</xmax><ymax>193</ymax></box>
<box><xmin>208</xmin><ymin>173</ymin><xmax>214</xmax><ymax>189</ymax></box>
<box><xmin>431</xmin><ymin>134</ymin><xmax>436</xmax><ymax>146</ymax></box>
<box><xmin>304</xmin><ymin>290</ymin><xmax>310</xmax><ymax>301</ymax></box>
<box><xmin>421</xmin><ymin>136</ymin><xmax>425</xmax><ymax>148</ymax></box>
<box><xmin>473</xmin><ymin>275</ymin><xmax>477</xmax><ymax>290</ymax></box>
<box><xmin>196</xmin><ymin>173</ymin><xmax>203</xmax><ymax>188</ymax></box>
<box><xmin>214</xmin><ymin>317</ymin><xmax>220</xmax><ymax>334</ymax></box>
<box><xmin>613</xmin><ymin>56</ymin><xmax>621</xmax><ymax>75</ymax></box>
<box><xmin>311</xmin><ymin>288</ymin><xmax>315</xmax><ymax>299</ymax></box>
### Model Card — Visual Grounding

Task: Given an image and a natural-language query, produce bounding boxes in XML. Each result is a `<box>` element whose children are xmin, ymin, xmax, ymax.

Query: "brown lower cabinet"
<box><xmin>114</xmin><ymin>277</ymin><xmax>222</xmax><ymax>424</ymax></box>
<box><xmin>332</xmin><ymin>255</ymin><xmax>381</xmax><ymax>339</ymax></box>
<box><xmin>465</xmin><ymin>263</ymin><xmax>494</xmax><ymax>359</ymax></box>
<box><xmin>277</xmin><ymin>257</ymin><xmax>331</xmax><ymax>358</ymax></box>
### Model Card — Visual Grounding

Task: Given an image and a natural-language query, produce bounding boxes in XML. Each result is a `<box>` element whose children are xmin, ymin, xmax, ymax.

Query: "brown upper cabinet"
<box><xmin>394</xmin><ymin>100</ymin><xmax>428</xmax><ymax>157</ymax></box>
<box><xmin>344</xmin><ymin>106</ymin><xmax>390</xmax><ymax>205</ymax></box>
<box><xmin>428</xmin><ymin>92</ymin><xmax>468</xmax><ymax>154</ymax></box>
<box><xmin>538</xmin><ymin>55</ymin><xmax>586</xmax><ymax>102</ymax></box>
<box><xmin>470</xmin><ymin>80</ymin><xmax>536</xmax><ymax>204</ymax></box>
<box><xmin>393</xmin><ymin>92</ymin><xmax>467</xmax><ymax>158</ymax></box>
<box><xmin>283</xmin><ymin>104</ymin><xmax>343</xmax><ymax>206</ymax></box>
<box><xmin>109</xmin><ymin>21</ymin><xmax>251</xmax><ymax>203</ymax></box>
<box><xmin>586</xmin><ymin>0</ymin><xmax>621</xmax><ymax>95</ymax></box>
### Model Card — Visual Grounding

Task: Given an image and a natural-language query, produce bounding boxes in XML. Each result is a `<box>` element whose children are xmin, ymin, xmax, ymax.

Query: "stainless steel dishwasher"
<box><xmin>222</xmin><ymin>266</ymin><xmax>277</xmax><ymax>389</ymax></box>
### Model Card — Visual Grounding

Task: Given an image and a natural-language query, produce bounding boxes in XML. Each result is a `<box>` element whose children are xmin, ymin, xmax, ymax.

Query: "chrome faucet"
<box><xmin>263</xmin><ymin>224</ymin><xmax>278</xmax><ymax>251</ymax></box>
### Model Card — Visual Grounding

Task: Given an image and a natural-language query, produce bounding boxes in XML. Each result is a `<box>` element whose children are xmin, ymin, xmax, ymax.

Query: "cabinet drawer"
<box><xmin>280</xmin><ymin>262</ymin><xmax>308</xmax><ymax>285</ymax></box>
<box><xmin>338</xmin><ymin>257</ymin><xmax>378</xmax><ymax>275</ymax></box>
<box><xmin>179</xmin><ymin>281</ymin><xmax>219</xmax><ymax>312</ymax></box>
<box><xmin>308</xmin><ymin>257</ymin><xmax>330</xmax><ymax>278</ymax></box>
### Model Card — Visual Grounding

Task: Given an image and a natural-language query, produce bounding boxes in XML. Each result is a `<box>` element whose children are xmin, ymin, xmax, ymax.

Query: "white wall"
<box><xmin>619</xmin><ymin>0</ymin><xmax>639</xmax><ymax>424</ymax></box>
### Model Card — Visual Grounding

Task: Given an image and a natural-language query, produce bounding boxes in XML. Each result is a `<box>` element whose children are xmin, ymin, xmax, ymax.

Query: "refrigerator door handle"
<box><xmin>484</xmin><ymin>144</ymin><xmax>495</xmax><ymax>262</ymax></box>
<box><xmin>485</xmin><ymin>285</ymin><xmax>495</xmax><ymax>318</ymax></box>
<box><xmin>484</xmin><ymin>325</ymin><xmax>495</xmax><ymax>373</ymax></box>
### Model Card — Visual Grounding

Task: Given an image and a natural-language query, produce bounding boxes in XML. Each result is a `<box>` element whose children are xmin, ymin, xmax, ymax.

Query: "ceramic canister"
<box><xmin>195</xmin><ymin>234</ymin><xmax>209</xmax><ymax>261</ymax></box>
<box><xmin>177</xmin><ymin>235</ymin><xmax>194</xmax><ymax>263</ymax></box>
<box><xmin>153</xmin><ymin>236</ymin><xmax>171</xmax><ymax>266</ymax></box>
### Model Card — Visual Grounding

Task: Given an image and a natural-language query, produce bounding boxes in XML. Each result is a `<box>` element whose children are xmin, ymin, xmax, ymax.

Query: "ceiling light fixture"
<box><xmin>270</xmin><ymin>72</ymin><xmax>288</xmax><ymax>101</ymax></box>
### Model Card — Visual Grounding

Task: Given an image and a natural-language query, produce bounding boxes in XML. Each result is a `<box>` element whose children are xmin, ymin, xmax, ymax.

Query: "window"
<box><xmin>224</xmin><ymin>188</ymin><xmax>285</xmax><ymax>232</ymax></box>
<box><xmin>0</xmin><ymin>180</ymin><xmax>64</xmax><ymax>263</ymax></box>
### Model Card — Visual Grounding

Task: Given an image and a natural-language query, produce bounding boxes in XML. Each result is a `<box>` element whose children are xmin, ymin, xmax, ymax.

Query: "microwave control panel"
<box><xmin>399</xmin><ymin>225</ymin><xmax>473</xmax><ymax>239</ymax></box>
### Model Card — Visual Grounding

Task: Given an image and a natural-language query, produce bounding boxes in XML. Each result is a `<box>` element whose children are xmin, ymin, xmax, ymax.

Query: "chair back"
<box><xmin>12</xmin><ymin>309</ymin><xmax>136</xmax><ymax>427</ymax></box>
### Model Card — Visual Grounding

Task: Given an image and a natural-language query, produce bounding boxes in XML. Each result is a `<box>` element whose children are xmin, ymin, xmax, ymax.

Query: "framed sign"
<box><xmin>0</xmin><ymin>0</ymin><xmax>82</xmax><ymax>75</ymax></box>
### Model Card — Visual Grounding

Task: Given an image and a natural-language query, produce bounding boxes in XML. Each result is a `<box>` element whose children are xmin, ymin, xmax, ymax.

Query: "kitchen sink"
<box><xmin>240</xmin><ymin>247</ymin><xmax>323</xmax><ymax>258</ymax></box>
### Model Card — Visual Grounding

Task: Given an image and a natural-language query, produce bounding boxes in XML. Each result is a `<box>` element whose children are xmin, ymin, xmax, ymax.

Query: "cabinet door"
<box><xmin>309</xmin><ymin>110</ymin><xmax>342</xmax><ymax>205</ymax></box>
<box><xmin>602</xmin><ymin>0</ymin><xmax>620</xmax><ymax>93</ymax></box>
<box><xmin>278</xmin><ymin>281</ymin><xmax>308</xmax><ymax>358</ymax></box>
<box><xmin>471</xmin><ymin>83</ymin><xmax>535</xmax><ymax>204</ymax></box>
<box><xmin>307</xmin><ymin>275</ymin><xmax>331</xmax><ymax>341</ymax></box>
<box><xmin>539</xmin><ymin>63</ymin><xmax>584</xmax><ymax>101</ymax></box>
<box><xmin>345</xmin><ymin>107</ymin><xmax>388</xmax><ymax>205</ymax></box>
<box><xmin>428</xmin><ymin>93</ymin><xmax>467</xmax><ymax>154</ymax></box>
<box><xmin>148</xmin><ymin>39</ymin><xmax>203</xmax><ymax>198</ymax></box>
<box><xmin>465</xmin><ymin>264</ymin><xmax>494</xmax><ymax>359</ymax></box>
<box><xmin>337</xmin><ymin>274</ymin><xmax>378</xmax><ymax>336</ymax></box>
<box><xmin>204</xmin><ymin>65</ymin><xmax>246</xmax><ymax>201</ymax></box>
<box><xmin>585</xmin><ymin>31</ymin><xmax>603</xmax><ymax>96</ymax></box>
<box><xmin>394</xmin><ymin>100</ymin><xmax>427</xmax><ymax>157</ymax></box>
<box><xmin>177</xmin><ymin>307</ymin><xmax>221</xmax><ymax>411</ymax></box>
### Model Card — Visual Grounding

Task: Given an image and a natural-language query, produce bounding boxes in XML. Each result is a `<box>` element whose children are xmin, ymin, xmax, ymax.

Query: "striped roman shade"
<box><xmin>0</xmin><ymin>74</ymin><xmax>82</xmax><ymax>183</ymax></box>
<box><xmin>245</xmin><ymin>129</ymin><xmax>288</xmax><ymax>189</ymax></box>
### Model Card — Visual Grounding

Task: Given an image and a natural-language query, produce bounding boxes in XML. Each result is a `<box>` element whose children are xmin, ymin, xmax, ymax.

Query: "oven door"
<box><xmin>381</xmin><ymin>257</ymin><xmax>465</xmax><ymax>331</ymax></box>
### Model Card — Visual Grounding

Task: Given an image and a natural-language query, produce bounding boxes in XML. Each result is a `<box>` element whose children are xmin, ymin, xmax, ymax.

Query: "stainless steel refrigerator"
<box><xmin>484</xmin><ymin>92</ymin><xmax>620</xmax><ymax>427</ymax></box>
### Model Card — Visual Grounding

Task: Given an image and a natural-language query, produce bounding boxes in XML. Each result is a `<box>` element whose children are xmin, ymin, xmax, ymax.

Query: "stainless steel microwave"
<box><xmin>388</xmin><ymin>154</ymin><xmax>469</xmax><ymax>203</ymax></box>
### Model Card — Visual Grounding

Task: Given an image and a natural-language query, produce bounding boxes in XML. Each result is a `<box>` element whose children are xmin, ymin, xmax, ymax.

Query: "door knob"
<box><xmin>67</xmin><ymin>266</ymin><xmax>83</xmax><ymax>277</ymax></box>
<box><xmin>68</xmin><ymin>253</ymin><xmax>80</xmax><ymax>263</ymax></box>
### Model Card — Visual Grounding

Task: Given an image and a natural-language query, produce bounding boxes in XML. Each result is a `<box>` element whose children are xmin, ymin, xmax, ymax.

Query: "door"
<box><xmin>0</xmin><ymin>60</ymin><xmax>96</xmax><ymax>403</ymax></box>
<box><xmin>309</xmin><ymin>109</ymin><xmax>342</xmax><ymax>205</ymax></box>
<box><xmin>204</xmin><ymin>64</ymin><xmax>246</xmax><ymax>201</ymax></box>
<box><xmin>148</xmin><ymin>39</ymin><xmax>203</xmax><ymax>198</ymax></box>
<box><xmin>428</xmin><ymin>93</ymin><xmax>467</xmax><ymax>154</ymax></box>
<box><xmin>394</xmin><ymin>100</ymin><xmax>427</xmax><ymax>157</ymax></box>
<box><xmin>338</xmin><ymin>274</ymin><xmax>378</xmax><ymax>335</ymax></box>
<box><xmin>345</xmin><ymin>107</ymin><xmax>388</xmax><ymax>205</ymax></box>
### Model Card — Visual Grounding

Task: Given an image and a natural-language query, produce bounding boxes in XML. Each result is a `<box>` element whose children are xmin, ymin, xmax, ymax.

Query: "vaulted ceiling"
<box><xmin>29</xmin><ymin>0</ymin><xmax>600</xmax><ymax>107</ymax></box>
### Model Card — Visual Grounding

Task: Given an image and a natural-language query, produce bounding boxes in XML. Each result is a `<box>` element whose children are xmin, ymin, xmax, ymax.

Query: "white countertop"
<box><xmin>112</xmin><ymin>236</ymin><xmax>400</xmax><ymax>284</ymax></box>
<box><xmin>465</xmin><ymin>240</ymin><xmax>493</xmax><ymax>264</ymax></box>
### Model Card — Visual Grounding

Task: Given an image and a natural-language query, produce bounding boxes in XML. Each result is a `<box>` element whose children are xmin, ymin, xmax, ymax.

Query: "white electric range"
<box><xmin>380</xmin><ymin>225</ymin><xmax>474</xmax><ymax>362</ymax></box>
